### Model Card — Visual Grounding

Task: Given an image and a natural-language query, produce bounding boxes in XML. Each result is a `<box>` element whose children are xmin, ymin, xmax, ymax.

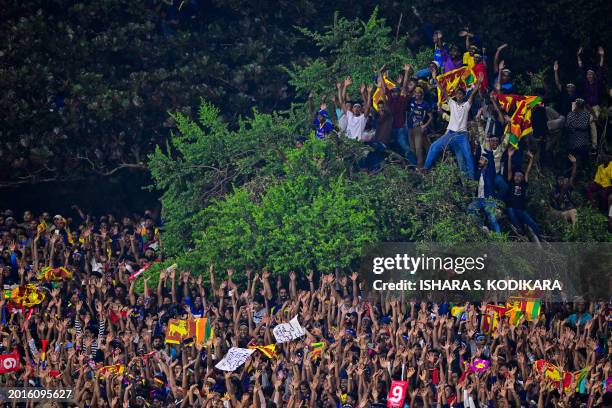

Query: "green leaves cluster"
<box><xmin>288</xmin><ymin>8</ymin><xmax>419</xmax><ymax>104</ymax></box>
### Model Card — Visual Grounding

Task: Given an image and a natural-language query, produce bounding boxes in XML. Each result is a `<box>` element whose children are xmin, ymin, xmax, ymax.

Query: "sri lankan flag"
<box><xmin>534</xmin><ymin>360</ymin><xmax>572</xmax><ymax>390</ymax></box>
<box><xmin>311</xmin><ymin>342</ymin><xmax>325</xmax><ymax>361</ymax></box>
<box><xmin>574</xmin><ymin>367</ymin><xmax>589</xmax><ymax>394</ymax></box>
<box><xmin>97</xmin><ymin>364</ymin><xmax>125</xmax><ymax>378</ymax></box>
<box><xmin>5</xmin><ymin>284</ymin><xmax>45</xmax><ymax>308</ymax></box>
<box><xmin>450</xmin><ymin>305</ymin><xmax>466</xmax><ymax>318</ymax></box>
<box><xmin>372</xmin><ymin>74</ymin><xmax>396</xmax><ymax>111</ymax></box>
<box><xmin>506</xmin><ymin>297</ymin><xmax>541</xmax><ymax>325</ymax></box>
<box><xmin>483</xmin><ymin>304</ymin><xmax>509</xmax><ymax>335</ymax></box>
<box><xmin>195</xmin><ymin>317</ymin><xmax>215</xmax><ymax>346</ymax></box>
<box><xmin>38</xmin><ymin>266</ymin><xmax>72</xmax><ymax>282</ymax></box>
<box><xmin>435</xmin><ymin>66</ymin><xmax>476</xmax><ymax>105</ymax></box>
<box><xmin>248</xmin><ymin>344</ymin><xmax>278</xmax><ymax>359</ymax></box>
<box><xmin>494</xmin><ymin>94</ymin><xmax>542</xmax><ymax>147</ymax></box>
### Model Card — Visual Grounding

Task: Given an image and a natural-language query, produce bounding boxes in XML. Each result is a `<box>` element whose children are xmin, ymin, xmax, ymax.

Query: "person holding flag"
<box><xmin>421</xmin><ymin>72</ymin><xmax>484</xmax><ymax>179</ymax></box>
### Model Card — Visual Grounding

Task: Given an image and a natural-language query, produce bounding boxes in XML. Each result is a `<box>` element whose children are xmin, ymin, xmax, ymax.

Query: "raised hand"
<box><xmin>553</xmin><ymin>60</ymin><xmax>559</xmax><ymax>72</ymax></box>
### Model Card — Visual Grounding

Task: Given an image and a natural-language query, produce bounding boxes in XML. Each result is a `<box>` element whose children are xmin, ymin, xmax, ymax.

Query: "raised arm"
<box><xmin>401</xmin><ymin>63</ymin><xmax>411</xmax><ymax>96</ymax></box>
<box><xmin>464</xmin><ymin>29</ymin><xmax>471</xmax><ymax>50</ymax></box>
<box><xmin>496</xmin><ymin>60</ymin><xmax>504</xmax><ymax>92</ymax></box>
<box><xmin>363</xmin><ymin>85</ymin><xmax>373</xmax><ymax>117</ymax></box>
<box><xmin>490</xmin><ymin>91</ymin><xmax>505</xmax><ymax>123</ymax></box>
<box><xmin>307</xmin><ymin>91</ymin><xmax>314</xmax><ymax>118</ymax></box>
<box><xmin>341</xmin><ymin>76</ymin><xmax>352</xmax><ymax>113</ymax></box>
<box><xmin>598</xmin><ymin>46</ymin><xmax>605</xmax><ymax>67</ymax></box>
<box><xmin>468</xmin><ymin>72</ymin><xmax>484</xmax><ymax>105</ymax></box>
<box><xmin>553</xmin><ymin>61</ymin><xmax>562</xmax><ymax>92</ymax></box>
<box><xmin>577</xmin><ymin>47</ymin><xmax>583</xmax><ymax>68</ymax></box>
<box><xmin>524</xmin><ymin>151</ymin><xmax>534</xmax><ymax>183</ymax></box>
<box><xmin>568</xmin><ymin>154</ymin><xmax>577</xmax><ymax>186</ymax></box>
<box><xmin>437</xmin><ymin>79</ymin><xmax>449</xmax><ymax>101</ymax></box>
<box><xmin>493</xmin><ymin>43</ymin><xmax>508</xmax><ymax>74</ymax></box>
<box><xmin>336</xmin><ymin>82</ymin><xmax>344</xmax><ymax>107</ymax></box>
<box><xmin>377</xmin><ymin>79</ymin><xmax>387</xmax><ymax>105</ymax></box>
<box><xmin>507</xmin><ymin>147</ymin><xmax>514</xmax><ymax>181</ymax></box>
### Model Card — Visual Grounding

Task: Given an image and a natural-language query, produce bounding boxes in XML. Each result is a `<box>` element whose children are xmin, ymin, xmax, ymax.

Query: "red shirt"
<box><xmin>387</xmin><ymin>92</ymin><xmax>408</xmax><ymax>129</ymax></box>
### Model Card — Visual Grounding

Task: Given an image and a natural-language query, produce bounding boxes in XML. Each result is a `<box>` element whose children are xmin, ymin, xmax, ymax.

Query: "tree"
<box><xmin>287</xmin><ymin>8</ymin><xmax>429</xmax><ymax>105</ymax></box>
<box><xmin>139</xmin><ymin>8</ymin><xmax>611</xmax><ymax>289</ymax></box>
<box><xmin>0</xmin><ymin>0</ymin><xmax>313</xmax><ymax>186</ymax></box>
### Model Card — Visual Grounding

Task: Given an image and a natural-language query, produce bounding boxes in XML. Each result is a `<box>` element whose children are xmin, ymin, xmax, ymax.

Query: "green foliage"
<box><xmin>288</xmin><ymin>8</ymin><xmax>418</xmax><ymax>104</ymax></box>
<box><xmin>195</xmin><ymin>172</ymin><xmax>377</xmax><ymax>279</ymax></box>
<box><xmin>148</xmin><ymin>100</ymin><xmax>298</xmax><ymax>255</ymax></box>
<box><xmin>527</xmin><ymin>168</ymin><xmax>612</xmax><ymax>242</ymax></box>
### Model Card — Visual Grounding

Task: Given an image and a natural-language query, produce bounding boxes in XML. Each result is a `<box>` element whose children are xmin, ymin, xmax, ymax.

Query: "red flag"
<box><xmin>493</xmin><ymin>93</ymin><xmax>542</xmax><ymax>147</ymax></box>
<box><xmin>387</xmin><ymin>380</ymin><xmax>408</xmax><ymax>408</ymax></box>
<box><xmin>128</xmin><ymin>263</ymin><xmax>154</xmax><ymax>282</ymax></box>
<box><xmin>41</xmin><ymin>339</ymin><xmax>48</xmax><ymax>369</ymax></box>
<box><xmin>0</xmin><ymin>349</ymin><xmax>21</xmax><ymax>374</ymax></box>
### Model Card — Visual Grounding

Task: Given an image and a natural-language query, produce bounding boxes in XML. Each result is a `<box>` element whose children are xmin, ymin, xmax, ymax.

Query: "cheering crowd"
<box><xmin>308</xmin><ymin>28</ymin><xmax>612</xmax><ymax>237</ymax></box>
<box><xmin>1</xmin><ymin>12</ymin><xmax>612</xmax><ymax>408</ymax></box>
<box><xmin>0</xmin><ymin>207</ymin><xmax>610</xmax><ymax>407</ymax></box>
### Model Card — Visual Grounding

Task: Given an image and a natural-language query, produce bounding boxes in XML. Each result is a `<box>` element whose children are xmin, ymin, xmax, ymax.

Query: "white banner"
<box><xmin>214</xmin><ymin>347</ymin><xmax>255</xmax><ymax>371</ymax></box>
<box><xmin>272</xmin><ymin>315</ymin><xmax>306</xmax><ymax>344</ymax></box>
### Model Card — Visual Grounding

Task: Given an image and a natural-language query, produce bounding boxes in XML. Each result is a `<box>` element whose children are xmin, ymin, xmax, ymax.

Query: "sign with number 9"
<box><xmin>387</xmin><ymin>380</ymin><xmax>408</xmax><ymax>408</ymax></box>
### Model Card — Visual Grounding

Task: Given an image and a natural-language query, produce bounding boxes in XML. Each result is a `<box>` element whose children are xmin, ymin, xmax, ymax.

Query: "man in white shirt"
<box><xmin>340</xmin><ymin>76</ymin><xmax>372</xmax><ymax>140</ymax></box>
<box><xmin>422</xmin><ymin>73</ymin><xmax>483</xmax><ymax>179</ymax></box>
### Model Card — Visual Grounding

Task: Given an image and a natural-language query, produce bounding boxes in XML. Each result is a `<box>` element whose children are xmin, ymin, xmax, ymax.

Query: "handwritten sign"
<box><xmin>272</xmin><ymin>315</ymin><xmax>305</xmax><ymax>344</ymax></box>
<box><xmin>215</xmin><ymin>347</ymin><xmax>255</xmax><ymax>372</ymax></box>
<box><xmin>387</xmin><ymin>380</ymin><xmax>408</xmax><ymax>408</ymax></box>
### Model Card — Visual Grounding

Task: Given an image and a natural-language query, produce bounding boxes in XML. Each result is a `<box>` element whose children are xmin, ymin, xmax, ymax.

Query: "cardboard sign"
<box><xmin>215</xmin><ymin>348</ymin><xmax>255</xmax><ymax>371</ymax></box>
<box><xmin>272</xmin><ymin>315</ymin><xmax>305</xmax><ymax>344</ymax></box>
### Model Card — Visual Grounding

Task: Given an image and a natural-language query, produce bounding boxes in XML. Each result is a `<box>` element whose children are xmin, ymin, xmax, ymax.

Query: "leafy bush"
<box><xmin>287</xmin><ymin>8</ymin><xmax>420</xmax><ymax>107</ymax></box>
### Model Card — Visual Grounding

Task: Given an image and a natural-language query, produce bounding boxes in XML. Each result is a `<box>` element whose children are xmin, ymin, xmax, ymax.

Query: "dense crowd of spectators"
<box><xmin>0</xmin><ymin>206</ymin><xmax>610</xmax><ymax>407</ymax></box>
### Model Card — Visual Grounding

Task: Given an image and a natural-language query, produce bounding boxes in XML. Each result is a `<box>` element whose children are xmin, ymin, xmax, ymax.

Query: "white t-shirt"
<box><xmin>338</xmin><ymin>113</ymin><xmax>348</xmax><ymax>133</ymax></box>
<box><xmin>478</xmin><ymin>173</ymin><xmax>485</xmax><ymax>198</ymax></box>
<box><xmin>447</xmin><ymin>99</ymin><xmax>472</xmax><ymax>132</ymax></box>
<box><xmin>346</xmin><ymin>110</ymin><xmax>367</xmax><ymax>140</ymax></box>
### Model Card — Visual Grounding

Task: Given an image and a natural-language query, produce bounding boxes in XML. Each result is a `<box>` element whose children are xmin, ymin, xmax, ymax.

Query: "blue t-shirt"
<box><xmin>313</xmin><ymin>110</ymin><xmax>333</xmax><ymax>139</ymax></box>
<box><xmin>407</xmin><ymin>99</ymin><xmax>431</xmax><ymax>129</ymax></box>
<box><xmin>434</xmin><ymin>45</ymin><xmax>445</xmax><ymax>70</ymax></box>
<box><xmin>566</xmin><ymin>312</ymin><xmax>592</xmax><ymax>327</ymax></box>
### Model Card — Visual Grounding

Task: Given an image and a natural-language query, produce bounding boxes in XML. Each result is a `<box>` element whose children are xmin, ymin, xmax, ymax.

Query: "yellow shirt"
<box><xmin>463</xmin><ymin>52</ymin><xmax>475</xmax><ymax>69</ymax></box>
<box><xmin>594</xmin><ymin>161</ymin><xmax>612</xmax><ymax>188</ymax></box>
